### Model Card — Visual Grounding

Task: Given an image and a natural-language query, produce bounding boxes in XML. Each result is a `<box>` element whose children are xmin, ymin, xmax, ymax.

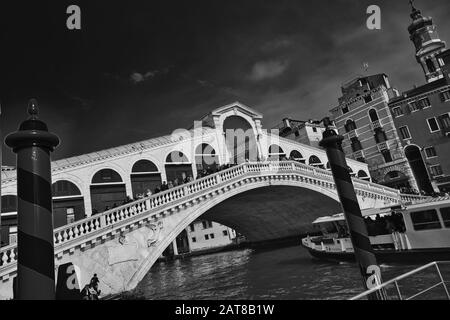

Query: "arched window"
<box><xmin>132</xmin><ymin>159</ymin><xmax>158</xmax><ymax>173</ymax></box>
<box><xmin>131</xmin><ymin>160</ymin><xmax>162</xmax><ymax>197</ymax></box>
<box><xmin>268</xmin><ymin>144</ymin><xmax>285</xmax><ymax>160</ymax></box>
<box><xmin>357</xmin><ymin>170</ymin><xmax>369</xmax><ymax>180</ymax></box>
<box><xmin>52</xmin><ymin>181</ymin><xmax>85</xmax><ymax>228</ymax></box>
<box><xmin>309</xmin><ymin>155</ymin><xmax>323</xmax><ymax>167</ymax></box>
<box><xmin>289</xmin><ymin>150</ymin><xmax>304</xmax><ymax>162</ymax></box>
<box><xmin>223</xmin><ymin>115</ymin><xmax>258</xmax><ymax>163</ymax></box>
<box><xmin>369</xmin><ymin>109</ymin><xmax>379</xmax><ymax>122</ymax></box>
<box><xmin>195</xmin><ymin>143</ymin><xmax>218</xmax><ymax>171</ymax></box>
<box><xmin>166</xmin><ymin>151</ymin><xmax>189</xmax><ymax>163</ymax></box>
<box><xmin>91</xmin><ymin>169</ymin><xmax>123</xmax><ymax>184</ymax></box>
<box><xmin>1</xmin><ymin>195</ymin><xmax>17</xmax><ymax>213</ymax></box>
<box><xmin>90</xmin><ymin>169</ymin><xmax>126</xmax><ymax>214</ymax></box>
<box><xmin>165</xmin><ymin>151</ymin><xmax>193</xmax><ymax>182</ymax></box>
<box><xmin>344</xmin><ymin>119</ymin><xmax>357</xmax><ymax>132</ymax></box>
<box><xmin>52</xmin><ymin>180</ymin><xmax>82</xmax><ymax>197</ymax></box>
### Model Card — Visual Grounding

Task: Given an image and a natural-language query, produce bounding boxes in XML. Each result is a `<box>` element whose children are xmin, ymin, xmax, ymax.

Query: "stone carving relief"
<box><xmin>146</xmin><ymin>221</ymin><xmax>164</xmax><ymax>247</ymax></box>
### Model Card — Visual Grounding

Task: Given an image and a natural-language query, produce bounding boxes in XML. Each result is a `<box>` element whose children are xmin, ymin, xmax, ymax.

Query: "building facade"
<box><xmin>387</xmin><ymin>4</ymin><xmax>450</xmax><ymax>193</ymax></box>
<box><xmin>274</xmin><ymin>118</ymin><xmax>337</xmax><ymax>149</ymax></box>
<box><xmin>186</xmin><ymin>219</ymin><xmax>236</xmax><ymax>252</ymax></box>
<box><xmin>329</xmin><ymin>74</ymin><xmax>417</xmax><ymax>189</ymax></box>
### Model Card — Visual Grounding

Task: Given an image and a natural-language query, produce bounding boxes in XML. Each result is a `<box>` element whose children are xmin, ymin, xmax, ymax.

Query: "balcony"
<box><xmin>348</xmin><ymin>129</ymin><xmax>358</xmax><ymax>139</ymax></box>
<box><xmin>371</xmin><ymin>120</ymin><xmax>382</xmax><ymax>131</ymax></box>
<box><xmin>377</xmin><ymin>141</ymin><xmax>388</xmax><ymax>152</ymax></box>
<box><xmin>353</xmin><ymin>150</ymin><xmax>364</xmax><ymax>159</ymax></box>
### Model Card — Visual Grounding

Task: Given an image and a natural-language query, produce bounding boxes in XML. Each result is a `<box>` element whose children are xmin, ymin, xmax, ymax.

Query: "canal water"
<box><xmin>126</xmin><ymin>245</ymin><xmax>448</xmax><ymax>300</ymax></box>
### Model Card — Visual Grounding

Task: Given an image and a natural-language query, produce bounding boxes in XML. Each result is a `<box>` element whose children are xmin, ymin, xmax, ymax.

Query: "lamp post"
<box><xmin>319</xmin><ymin>117</ymin><xmax>385</xmax><ymax>300</ymax></box>
<box><xmin>5</xmin><ymin>99</ymin><xmax>60</xmax><ymax>299</ymax></box>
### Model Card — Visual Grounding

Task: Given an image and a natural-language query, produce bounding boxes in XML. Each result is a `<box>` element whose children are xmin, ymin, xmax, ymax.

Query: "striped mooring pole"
<box><xmin>5</xmin><ymin>99</ymin><xmax>60</xmax><ymax>300</ymax></box>
<box><xmin>319</xmin><ymin>117</ymin><xmax>385</xmax><ymax>300</ymax></box>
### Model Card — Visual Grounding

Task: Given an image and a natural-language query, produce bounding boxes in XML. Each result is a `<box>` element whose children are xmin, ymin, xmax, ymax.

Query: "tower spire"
<box><xmin>407</xmin><ymin>0</ymin><xmax>446</xmax><ymax>83</ymax></box>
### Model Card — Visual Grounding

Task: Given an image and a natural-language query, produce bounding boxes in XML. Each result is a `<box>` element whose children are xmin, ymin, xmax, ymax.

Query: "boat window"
<box><xmin>440</xmin><ymin>207</ymin><xmax>450</xmax><ymax>228</ymax></box>
<box><xmin>410</xmin><ymin>210</ymin><xmax>442</xmax><ymax>231</ymax></box>
<box><xmin>365</xmin><ymin>212</ymin><xmax>405</xmax><ymax>236</ymax></box>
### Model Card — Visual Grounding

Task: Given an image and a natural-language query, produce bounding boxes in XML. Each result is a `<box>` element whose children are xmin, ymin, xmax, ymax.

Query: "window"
<box><xmin>409</xmin><ymin>101</ymin><xmax>419</xmax><ymax>112</ymax></box>
<box><xmin>66</xmin><ymin>207</ymin><xmax>75</xmax><ymax>224</ymax></box>
<box><xmin>418</xmin><ymin>98</ymin><xmax>431</xmax><ymax>108</ymax></box>
<box><xmin>204</xmin><ymin>234</ymin><xmax>209</xmax><ymax>240</ymax></box>
<box><xmin>440</xmin><ymin>207</ymin><xmax>450</xmax><ymax>228</ymax></box>
<box><xmin>190</xmin><ymin>224</ymin><xmax>195</xmax><ymax>232</ymax></box>
<box><xmin>223</xmin><ymin>230</ymin><xmax>228</xmax><ymax>236</ymax></box>
<box><xmin>192</xmin><ymin>237</ymin><xmax>197</xmax><ymax>243</ymax></box>
<box><xmin>294</xmin><ymin>130</ymin><xmax>300</xmax><ymax>137</ymax></box>
<box><xmin>356</xmin><ymin>157</ymin><xmax>366</xmax><ymax>163</ymax></box>
<box><xmin>411</xmin><ymin>209</ymin><xmax>442</xmax><ymax>230</ymax></box>
<box><xmin>207</xmin><ymin>221</ymin><xmax>213</xmax><ymax>228</ymax></box>
<box><xmin>342</xmin><ymin>106</ymin><xmax>349</xmax><ymax>114</ymax></box>
<box><xmin>364</xmin><ymin>95</ymin><xmax>373</xmax><ymax>103</ymax></box>
<box><xmin>202</xmin><ymin>221</ymin><xmax>208</xmax><ymax>229</ymax></box>
<box><xmin>345</xmin><ymin>120</ymin><xmax>357</xmax><ymax>132</ymax></box>
<box><xmin>374</xmin><ymin>128</ymin><xmax>387</xmax><ymax>143</ymax></box>
<box><xmin>427</xmin><ymin>117</ymin><xmax>440</xmax><ymax>132</ymax></box>
<box><xmin>210</xmin><ymin>233</ymin><xmax>215</xmax><ymax>239</ymax></box>
<box><xmin>430</xmin><ymin>165</ymin><xmax>443</xmax><ymax>177</ymax></box>
<box><xmin>426</xmin><ymin>59</ymin><xmax>436</xmax><ymax>73</ymax></box>
<box><xmin>382</xmin><ymin>150</ymin><xmax>393</xmax><ymax>163</ymax></box>
<box><xmin>369</xmin><ymin>109</ymin><xmax>379</xmax><ymax>122</ymax></box>
<box><xmin>441</xmin><ymin>90</ymin><xmax>450</xmax><ymax>102</ymax></box>
<box><xmin>350</xmin><ymin>137</ymin><xmax>362</xmax><ymax>152</ymax></box>
<box><xmin>399</xmin><ymin>126</ymin><xmax>411</xmax><ymax>140</ymax></box>
<box><xmin>312</xmin><ymin>127</ymin><xmax>317</xmax><ymax>133</ymax></box>
<box><xmin>392</xmin><ymin>107</ymin><xmax>404</xmax><ymax>117</ymax></box>
<box><xmin>438</xmin><ymin>113</ymin><xmax>450</xmax><ymax>129</ymax></box>
<box><xmin>9</xmin><ymin>226</ymin><xmax>17</xmax><ymax>244</ymax></box>
<box><xmin>424</xmin><ymin>147</ymin><xmax>437</xmax><ymax>158</ymax></box>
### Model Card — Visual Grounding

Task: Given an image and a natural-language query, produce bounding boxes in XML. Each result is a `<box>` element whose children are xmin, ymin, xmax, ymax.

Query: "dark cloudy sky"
<box><xmin>2</xmin><ymin>0</ymin><xmax>450</xmax><ymax>165</ymax></box>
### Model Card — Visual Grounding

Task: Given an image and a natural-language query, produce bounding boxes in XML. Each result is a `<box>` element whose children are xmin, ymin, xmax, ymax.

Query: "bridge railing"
<box><xmin>0</xmin><ymin>160</ymin><xmax>404</xmax><ymax>274</ymax></box>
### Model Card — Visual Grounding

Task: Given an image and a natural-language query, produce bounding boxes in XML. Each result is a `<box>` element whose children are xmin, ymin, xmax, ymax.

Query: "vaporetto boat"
<box><xmin>301</xmin><ymin>197</ymin><xmax>450</xmax><ymax>263</ymax></box>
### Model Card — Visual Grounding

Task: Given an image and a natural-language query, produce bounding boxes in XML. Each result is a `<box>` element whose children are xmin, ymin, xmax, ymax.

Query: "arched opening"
<box><xmin>131</xmin><ymin>160</ymin><xmax>162</xmax><ymax>197</ymax></box>
<box><xmin>52</xmin><ymin>180</ymin><xmax>85</xmax><ymax>228</ymax></box>
<box><xmin>1</xmin><ymin>195</ymin><xmax>18</xmax><ymax>247</ymax></box>
<box><xmin>195</xmin><ymin>143</ymin><xmax>218</xmax><ymax>174</ymax></box>
<box><xmin>268</xmin><ymin>144</ymin><xmax>286</xmax><ymax>161</ymax></box>
<box><xmin>165</xmin><ymin>151</ymin><xmax>193</xmax><ymax>183</ymax></box>
<box><xmin>369</xmin><ymin>109</ymin><xmax>379</xmax><ymax>122</ymax></box>
<box><xmin>289</xmin><ymin>150</ymin><xmax>305</xmax><ymax>163</ymax></box>
<box><xmin>357</xmin><ymin>170</ymin><xmax>370</xmax><ymax>181</ymax></box>
<box><xmin>223</xmin><ymin>115</ymin><xmax>258</xmax><ymax>164</ymax></box>
<box><xmin>344</xmin><ymin>119</ymin><xmax>357</xmax><ymax>132</ymax></box>
<box><xmin>309</xmin><ymin>155</ymin><xmax>324</xmax><ymax>169</ymax></box>
<box><xmin>383</xmin><ymin>171</ymin><xmax>411</xmax><ymax>191</ymax></box>
<box><xmin>404</xmin><ymin>145</ymin><xmax>433</xmax><ymax>194</ymax></box>
<box><xmin>90</xmin><ymin>169</ymin><xmax>126</xmax><ymax>214</ymax></box>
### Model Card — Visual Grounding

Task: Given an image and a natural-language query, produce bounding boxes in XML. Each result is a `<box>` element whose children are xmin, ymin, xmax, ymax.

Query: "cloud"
<box><xmin>130</xmin><ymin>70</ymin><xmax>158</xmax><ymax>83</ymax></box>
<box><xmin>248</xmin><ymin>60</ymin><xmax>289</xmax><ymax>81</ymax></box>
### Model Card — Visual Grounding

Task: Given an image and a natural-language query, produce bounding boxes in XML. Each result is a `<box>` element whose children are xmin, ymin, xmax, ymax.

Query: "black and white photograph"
<box><xmin>1</xmin><ymin>0</ymin><xmax>450</xmax><ymax>309</ymax></box>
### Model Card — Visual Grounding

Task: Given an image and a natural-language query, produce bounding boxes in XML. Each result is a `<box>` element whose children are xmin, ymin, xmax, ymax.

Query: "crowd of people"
<box><xmin>399</xmin><ymin>186</ymin><xmax>450</xmax><ymax>198</ymax></box>
<box><xmin>365</xmin><ymin>212</ymin><xmax>406</xmax><ymax>236</ymax></box>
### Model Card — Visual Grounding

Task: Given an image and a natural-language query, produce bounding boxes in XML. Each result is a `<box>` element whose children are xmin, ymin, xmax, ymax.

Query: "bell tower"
<box><xmin>407</xmin><ymin>0</ymin><xmax>446</xmax><ymax>83</ymax></box>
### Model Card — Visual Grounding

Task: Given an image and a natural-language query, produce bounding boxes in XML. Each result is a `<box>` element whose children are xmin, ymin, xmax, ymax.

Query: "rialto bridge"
<box><xmin>0</xmin><ymin>102</ymin><xmax>424</xmax><ymax>299</ymax></box>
